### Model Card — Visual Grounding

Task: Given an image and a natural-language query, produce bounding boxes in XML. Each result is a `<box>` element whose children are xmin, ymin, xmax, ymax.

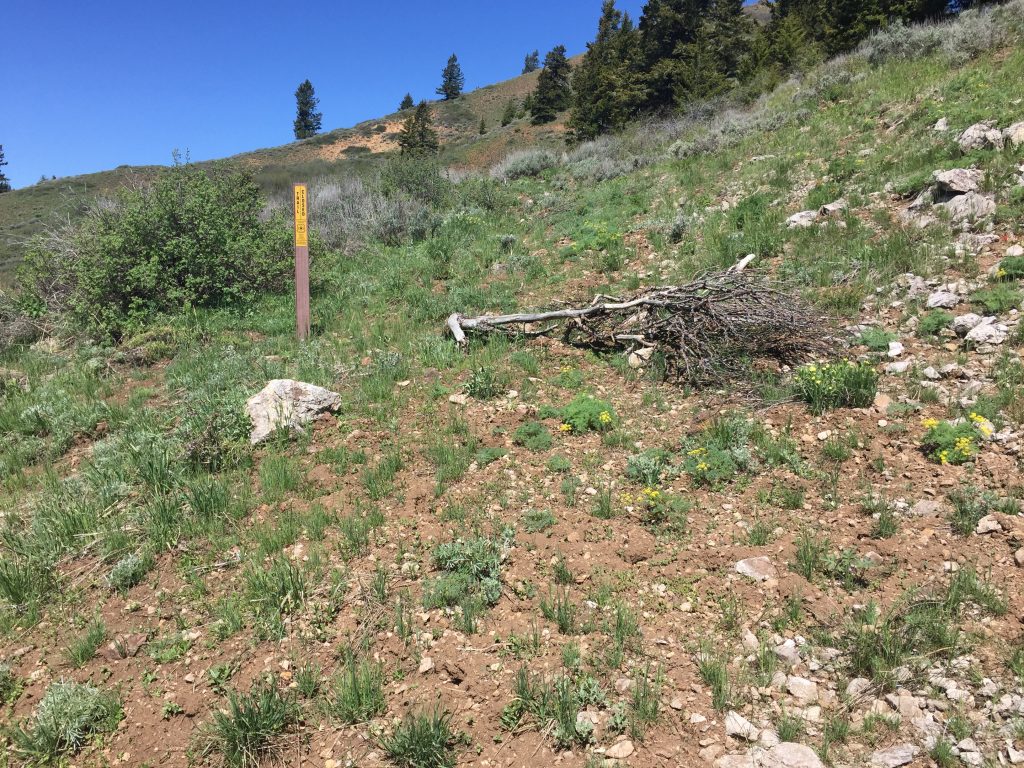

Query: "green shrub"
<box><xmin>972</xmin><ymin>283</ymin><xmax>1022</xmax><ymax>314</ymax></box>
<box><xmin>625</xmin><ymin>449</ymin><xmax>672</xmax><ymax>486</ymax></box>
<box><xmin>858</xmin><ymin>326</ymin><xmax>896</xmax><ymax>352</ymax></box>
<box><xmin>513</xmin><ymin>421</ymin><xmax>553</xmax><ymax>451</ymax></box>
<box><xmin>10</xmin><ymin>681</ymin><xmax>121</xmax><ymax>763</ymax></box>
<box><xmin>21</xmin><ymin>164</ymin><xmax>292</xmax><ymax>336</ymax></box>
<box><xmin>201</xmin><ymin>680</ymin><xmax>297</xmax><ymax>768</ymax></box>
<box><xmin>424</xmin><ymin>535</ymin><xmax>509</xmax><ymax>611</ymax></box>
<box><xmin>682</xmin><ymin>446</ymin><xmax>737</xmax><ymax>487</ymax></box>
<box><xmin>107</xmin><ymin>551</ymin><xmax>154</xmax><ymax>593</ymax></box>
<box><xmin>997</xmin><ymin>256</ymin><xmax>1024</xmax><ymax>280</ymax></box>
<box><xmin>795</xmin><ymin>361</ymin><xmax>878</xmax><ymax>413</ymax></box>
<box><xmin>553</xmin><ymin>394</ymin><xmax>617</xmax><ymax>434</ymax></box>
<box><xmin>919</xmin><ymin>419</ymin><xmax>979</xmax><ymax>465</ymax></box>
<box><xmin>919</xmin><ymin>310</ymin><xmax>953</xmax><ymax>337</ymax></box>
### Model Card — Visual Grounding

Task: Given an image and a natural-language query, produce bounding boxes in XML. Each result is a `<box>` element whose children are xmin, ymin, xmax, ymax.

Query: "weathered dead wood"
<box><xmin>445</xmin><ymin>255</ymin><xmax>831</xmax><ymax>384</ymax></box>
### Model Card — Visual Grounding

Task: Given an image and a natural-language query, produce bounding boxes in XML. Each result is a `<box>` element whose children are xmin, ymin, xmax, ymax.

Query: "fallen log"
<box><xmin>445</xmin><ymin>255</ymin><xmax>831</xmax><ymax>384</ymax></box>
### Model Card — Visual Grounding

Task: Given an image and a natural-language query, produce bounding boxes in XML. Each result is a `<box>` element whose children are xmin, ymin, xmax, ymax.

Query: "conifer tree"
<box><xmin>530</xmin><ymin>45</ymin><xmax>572</xmax><ymax>124</ymax></box>
<box><xmin>501</xmin><ymin>98</ymin><xmax>518</xmax><ymax>127</ymax></box>
<box><xmin>522</xmin><ymin>50</ymin><xmax>541</xmax><ymax>73</ymax></box>
<box><xmin>479</xmin><ymin>118</ymin><xmax>487</xmax><ymax>134</ymax></box>
<box><xmin>0</xmin><ymin>146</ymin><xmax>10</xmax><ymax>193</ymax></box>
<box><xmin>399</xmin><ymin>93</ymin><xmax>415</xmax><ymax>111</ymax></box>
<box><xmin>568</xmin><ymin>1</ymin><xmax>644</xmax><ymax>143</ymax></box>
<box><xmin>398</xmin><ymin>101</ymin><xmax>440</xmax><ymax>154</ymax></box>
<box><xmin>293</xmin><ymin>80</ymin><xmax>323</xmax><ymax>139</ymax></box>
<box><xmin>436</xmin><ymin>54</ymin><xmax>465</xmax><ymax>100</ymax></box>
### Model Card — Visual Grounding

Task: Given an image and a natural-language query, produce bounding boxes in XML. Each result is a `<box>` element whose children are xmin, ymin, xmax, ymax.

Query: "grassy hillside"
<box><xmin>2</xmin><ymin>4</ymin><xmax>1024</xmax><ymax>768</ymax></box>
<box><xmin>0</xmin><ymin>65</ymin><xmax>568</xmax><ymax>287</ymax></box>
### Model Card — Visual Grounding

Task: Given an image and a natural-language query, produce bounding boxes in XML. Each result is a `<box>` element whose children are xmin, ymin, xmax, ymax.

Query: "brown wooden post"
<box><xmin>293</xmin><ymin>183</ymin><xmax>311</xmax><ymax>341</ymax></box>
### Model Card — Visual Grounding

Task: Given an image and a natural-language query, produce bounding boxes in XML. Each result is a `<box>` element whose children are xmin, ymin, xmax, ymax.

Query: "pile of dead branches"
<box><xmin>446</xmin><ymin>264</ymin><xmax>832</xmax><ymax>384</ymax></box>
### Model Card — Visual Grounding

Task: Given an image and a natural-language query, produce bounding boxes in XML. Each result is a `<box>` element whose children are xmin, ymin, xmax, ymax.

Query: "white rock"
<box><xmin>735</xmin><ymin>556</ymin><xmax>777</xmax><ymax>582</ymax></box>
<box><xmin>742</xmin><ymin>629</ymin><xmax>760</xmax><ymax>652</ymax></box>
<box><xmin>952</xmin><ymin>313</ymin><xmax>984</xmax><ymax>335</ymax></box>
<box><xmin>966</xmin><ymin>322</ymin><xmax>1008</xmax><ymax>345</ymax></box>
<box><xmin>910</xmin><ymin>499</ymin><xmax>942</xmax><ymax>516</ymax></box>
<box><xmin>716</xmin><ymin>756</ymin><xmax>756</xmax><ymax>768</ymax></box>
<box><xmin>975</xmin><ymin>514</ymin><xmax>1002</xmax><ymax>534</ymax></box>
<box><xmin>786</xmin><ymin>676</ymin><xmax>818</xmax><ymax>703</ymax></box>
<box><xmin>927</xmin><ymin>290</ymin><xmax>960</xmax><ymax>309</ymax></box>
<box><xmin>758</xmin><ymin>742</ymin><xmax>824</xmax><ymax>768</ymax></box>
<box><xmin>787</xmin><ymin>210</ymin><xmax>819</xmax><ymax>228</ymax></box>
<box><xmin>1007</xmin><ymin>244</ymin><xmax>1024</xmax><ymax>258</ymax></box>
<box><xmin>1007</xmin><ymin>740</ymin><xmax>1024</xmax><ymax>764</ymax></box>
<box><xmin>818</xmin><ymin>199</ymin><xmax>848</xmax><ymax>217</ymax></box>
<box><xmin>933</xmin><ymin>117</ymin><xmax>948</xmax><ymax>131</ymax></box>
<box><xmin>846</xmin><ymin>678</ymin><xmax>871</xmax><ymax>697</ymax></box>
<box><xmin>1004</xmin><ymin>121</ymin><xmax>1024</xmax><ymax>149</ymax></box>
<box><xmin>418</xmin><ymin>656</ymin><xmax>434</xmax><ymax>674</ymax></box>
<box><xmin>725</xmin><ymin>711</ymin><xmax>760</xmax><ymax>741</ymax></box>
<box><xmin>605</xmin><ymin>739</ymin><xmax>634</xmax><ymax>759</ymax></box>
<box><xmin>957</xmin><ymin>122</ymin><xmax>1004</xmax><ymax>152</ymax></box>
<box><xmin>887</xmin><ymin>341</ymin><xmax>905</xmax><ymax>358</ymax></box>
<box><xmin>774</xmin><ymin>639</ymin><xmax>801</xmax><ymax>667</ymax></box>
<box><xmin>884</xmin><ymin>361</ymin><xmax>912</xmax><ymax>374</ymax></box>
<box><xmin>1015</xmin><ymin>547</ymin><xmax>1024</xmax><ymax>567</ymax></box>
<box><xmin>245</xmin><ymin>379</ymin><xmax>341</xmax><ymax>444</ymax></box>
<box><xmin>869</xmin><ymin>744</ymin><xmax>918</xmax><ymax>767</ymax></box>
<box><xmin>933</xmin><ymin>168</ymin><xmax>984</xmax><ymax>194</ymax></box>
<box><xmin>938</xmin><ymin>191</ymin><xmax>996</xmax><ymax>222</ymax></box>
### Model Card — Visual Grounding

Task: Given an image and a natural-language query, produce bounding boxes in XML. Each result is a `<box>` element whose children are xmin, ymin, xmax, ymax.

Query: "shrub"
<box><xmin>553</xmin><ymin>394</ymin><xmax>617</xmax><ymax>434</ymax></box>
<box><xmin>107</xmin><ymin>551</ymin><xmax>154</xmax><ymax>593</ymax></box>
<box><xmin>972</xmin><ymin>283</ymin><xmax>1022</xmax><ymax>314</ymax></box>
<box><xmin>10</xmin><ymin>681</ymin><xmax>122</xmax><ymax>763</ymax></box>
<box><xmin>625</xmin><ymin>449</ymin><xmax>672</xmax><ymax>486</ymax></box>
<box><xmin>21</xmin><ymin>164</ymin><xmax>292</xmax><ymax>336</ymax></box>
<box><xmin>858</xmin><ymin>327</ymin><xmax>896</xmax><ymax>352</ymax></box>
<box><xmin>682</xmin><ymin>446</ymin><xmax>737</xmax><ymax>488</ymax></box>
<box><xmin>795</xmin><ymin>361</ymin><xmax>878</xmax><ymax>413</ymax></box>
<box><xmin>513</xmin><ymin>421</ymin><xmax>553</xmax><ymax>451</ymax></box>
<box><xmin>490</xmin><ymin>149</ymin><xmax>561</xmax><ymax>182</ymax></box>
<box><xmin>919</xmin><ymin>418</ymin><xmax>980</xmax><ymax>465</ymax></box>
<box><xmin>919</xmin><ymin>310</ymin><xmax>953</xmax><ymax>337</ymax></box>
<box><xmin>997</xmin><ymin>256</ymin><xmax>1024</xmax><ymax>280</ymax></box>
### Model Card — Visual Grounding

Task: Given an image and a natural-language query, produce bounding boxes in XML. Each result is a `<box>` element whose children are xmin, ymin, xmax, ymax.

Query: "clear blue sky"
<box><xmin>1</xmin><ymin>0</ymin><xmax>646</xmax><ymax>189</ymax></box>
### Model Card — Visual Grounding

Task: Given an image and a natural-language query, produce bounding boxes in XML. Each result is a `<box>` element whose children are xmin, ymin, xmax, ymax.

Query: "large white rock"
<box><xmin>786</xmin><ymin>676</ymin><xmax>818</xmax><ymax>703</ymax></box>
<box><xmin>787</xmin><ymin>210</ymin><xmax>819</xmax><ymax>229</ymax></box>
<box><xmin>952</xmin><ymin>313</ymin><xmax>984</xmax><ymax>336</ymax></box>
<box><xmin>957</xmin><ymin>122</ymin><xmax>1004</xmax><ymax>152</ymax></box>
<box><xmin>965</xmin><ymin>322</ymin><xmax>1008</xmax><ymax>345</ymax></box>
<box><xmin>926</xmin><ymin>290</ymin><xmax>960</xmax><ymax>309</ymax></box>
<box><xmin>725</xmin><ymin>711</ymin><xmax>760</xmax><ymax>741</ymax></box>
<box><xmin>934</xmin><ymin>168</ymin><xmax>983</xmax><ymax>195</ymax></box>
<box><xmin>735</xmin><ymin>556</ymin><xmax>778</xmax><ymax>582</ymax></box>
<box><xmin>869</xmin><ymin>744</ymin><xmax>918</xmax><ymax>768</ymax></box>
<box><xmin>938</xmin><ymin>191</ymin><xmax>996</xmax><ymax>222</ymax></box>
<box><xmin>758</xmin><ymin>742</ymin><xmax>824</xmax><ymax>768</ymax></box>
<box><xmin>246</xmin><ymin>379</ymin><xmax>341</xmax><ymax>444</ymax></box>
<box><xmin>1004</xmin><ymin>121</ymin><xmax>1024</xmax><ymax>149</ymax></box>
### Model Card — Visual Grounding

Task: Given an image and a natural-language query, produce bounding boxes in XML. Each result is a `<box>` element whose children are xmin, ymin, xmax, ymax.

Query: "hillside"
<box><xmin>0</xmin><ymin>64</ymin><xmax>569</xmax><ymax>287</ymax></box>
<box><xmin>2</xmin><ymin>4</ymin><xmax>1024</xmax><ymax>768</ymax></box>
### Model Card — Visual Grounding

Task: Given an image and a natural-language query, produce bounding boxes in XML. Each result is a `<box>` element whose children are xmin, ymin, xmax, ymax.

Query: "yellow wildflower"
<box><xmin>696</xmin><ymin>461</ymin><xmax>710</xmax><ymax>472</ymax></box>
<box><xmin>559</xmin><ymin>423</ymin><xmax>573</xmax><ymax>433</ymax></box>
<box><xmin>921</xmin><ymin>418</ymin><xmax>940</xmax><ymax>429</ymax></box>
<box><xmin>599</xmin><ymin>411</ymin><xmax>612</xmax><ymax>425</ymax></box>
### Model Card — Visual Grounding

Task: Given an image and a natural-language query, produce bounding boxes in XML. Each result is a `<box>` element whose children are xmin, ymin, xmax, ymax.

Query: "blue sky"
<box><xmin>1</xmin><ymin>0</ymin><xmax>646</xmax><ymax>189</ymax></box>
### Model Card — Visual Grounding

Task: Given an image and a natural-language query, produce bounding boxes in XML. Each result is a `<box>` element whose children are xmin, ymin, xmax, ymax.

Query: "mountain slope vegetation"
<box><xmin>1</xmin><ymin>3</ymin><xmax>1024</xmax><ymax>768</ymax></box>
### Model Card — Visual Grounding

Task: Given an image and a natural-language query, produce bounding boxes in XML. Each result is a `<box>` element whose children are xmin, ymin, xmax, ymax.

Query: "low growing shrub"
<box><xmin>795</xmin><ymin>361</ymin><xmax>878</xmax><ymax>413</ymax></box>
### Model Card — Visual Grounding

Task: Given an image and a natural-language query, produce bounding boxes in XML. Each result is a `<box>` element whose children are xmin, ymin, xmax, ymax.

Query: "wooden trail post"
<box><xmin>293</xmin><ymin>183</ymin><xmax>311</xmax><ymax>341</ymax></box>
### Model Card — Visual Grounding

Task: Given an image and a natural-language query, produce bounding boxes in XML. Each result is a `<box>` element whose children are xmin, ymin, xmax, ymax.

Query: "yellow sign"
<box><xmin>293</xmin><ymin>184</ymin><xmax>309</xmax><ymax>247</ymax></box>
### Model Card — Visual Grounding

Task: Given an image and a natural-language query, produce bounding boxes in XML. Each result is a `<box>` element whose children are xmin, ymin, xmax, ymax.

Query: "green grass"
<box><xmin>327</xmin><ymin>651</ymin><xmax>386</xmax><ymax>723</ymax></box>
<box><xmin>9</xmin><ymin>681</ymin><xmax>122</xmax><ymax>763</ymax></box>
<box><xmin>199</xmin><ymin>681</ymin><xmax>297</xmax><ymax>768</ymax></box>
<box><xmin>65</xmin><ymin>617</ymin><xmax>106</xmax><ymax>668</ymax></box>
<box><xmin>381</xmin><ymin>706</ymin><xmax>459</xmax><ymax>768</ymax></box>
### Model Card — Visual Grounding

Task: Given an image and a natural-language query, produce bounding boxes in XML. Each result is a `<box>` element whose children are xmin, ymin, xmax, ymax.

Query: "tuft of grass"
<box><xmin>65</xmin><ymin>617</ymin><xmax>106</xmax><ymax>668</ymax></box>
<box><xmin>380</xmin><ymin>706</ymin><xmax>458</xmax><ymax>768</ymax></box>
<box><xmin>513</xmin><ymin>421</ymin><xmax>553</xmax><ymax>451</ymax></box>
<box><xmin>200</xmin><ymin>680</ymin><xmax>297</xmax><ymax>768</ymax></box>
<box><xmin>363</xmin><ymin>450</ymin><xmax>404</xmax><ymax>500</ymax></box>
<box><xmin>697</xmin><ymin>646</ymin><xmax>730</xmax><ymax>712</ymax></box>
<box><xmin>522</xmin><ymin>508</ymin><xmax>556</xmax><ymax>533</ymax></box>
<box><xmin>540</xmin><ymin>589</ymin><xmax>580</xmax><ymax>635</ymax></box>
<box><xmin>327</xmin><ymin>650</ymin><xmax>386</xmax><ymax>723</ymax></box>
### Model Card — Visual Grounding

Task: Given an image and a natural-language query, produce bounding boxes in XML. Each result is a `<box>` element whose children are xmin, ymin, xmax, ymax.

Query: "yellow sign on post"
<box><xmin>293</xmin><ymin>184</ymin><xmax>309</xmax><ymax>247</ymax></box>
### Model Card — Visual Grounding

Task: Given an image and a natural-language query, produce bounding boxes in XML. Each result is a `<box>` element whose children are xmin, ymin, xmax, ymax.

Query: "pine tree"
<box><xmin>293</xmin><ymin>80</ymin><xmax>323</xmax><ymax>139</ymax></box>
<box><xmin>0</xmin><ymin>146</ymin><xmax>10</xmax><ymax>193</ymax></box>
<box><xmin>530</xmin><ymin>45</ymin><xmax>572</xmax><ymax>124</ymax></box>
<box><xmin>568</xmin><ymin>1</ymin><xmax>645</xmax><ymax>143</ymax></box>
<box><xmin>501</xmin><ymin>98</ymin><xmax>518</xmax><ymax>127</ymax></box>
<box><xmin>436</xmin><ymin>54</ymin><xmax>465</xmax><ymax>100</ymax></box>
<box><xmin>399</xmin><ymin>93</ymin><xmax>415</xmax><ymax>111</ymax></box>
<box><xmin>398</xmin><ymin>101</ymin><xmax>440</xmax><ymax>154</ymax></box>
<box><xmin>638</xmin><ymin>0</ymin><xmax>714</xmax><ymax>111</ymax></box>
<box><xmin>479</xmin><ymin>117</ymin><xmax>487</xmax><ymax>134</ymax></box>
<box><xmin>523</xmin><ymin>50</ymin><xmax>541</xmax><ymax>73</ymax></box>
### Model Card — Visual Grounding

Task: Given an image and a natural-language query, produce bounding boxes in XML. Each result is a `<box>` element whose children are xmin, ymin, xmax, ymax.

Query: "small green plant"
<box><xmin>919</xmin><ymin>418</ymin><xmax>979</xmax><ymax>465</ymax></box>
<box><xmin>200</xmin><ymin>680</ymin><xmax>297</xmax><ymax>768</ymax></box>
<box><xmin>513</xmin><ymin>421</ymin><xmax>553</xmax><ymax>451</ymax></box>
<box><xmin>0</xmin><ymin>664</ymin><xmax>19</xmax><ymax>704</ymax></box>
<box><xmin>794</xmin><ymin>361</ymin><xmax>878</xmax><ymax>414</ymax></box>
<box><xmin>541</xmin><ymin>589</ymin><xmax>579</xmax><ymax>635</ymax></box>
<box><xmin>592</xmin><ymin>487</ymin><xmax>614</xmax><ymax>519</ymax></box>
<box><xmin>697</xmin><ymin>647</ymin><xmax>730</xmax><ymax>712</ymax></box>
<box><xmin>682</xmin><ymin>446</ymin><xmax>737</xmax><ymax>488</ymax></box>
<box><xmin>9</xmin><ymin>681</ymin><xmax>122</xmax><ymax>763</ymax></box>
<box><xmin>524</xmin><ymin>512</ymin><xmax>557</xmax><ymax>536</ymax></box>
<box><xmin>208</xmin><ymin>663</ymin><xmax>236</xmax><ymax>695</ymax></box>
<box><xmin>858</xmin><ymin>326</ymin><xmax>896</xmax><ymax>352</ymax></box>
<box><xmin>997</xmin><ymin>255</ymin><xmax>1024</xmax><ymax>280</ymax></box>
<box><xmin>474</xmin><ymin>446</ymin><xmax>506</xmax><ymax>467</ymax></box>
<box><xmin>553</xmin><ymin>554</ymin><xmax>574</xmax><ymax>585</ymax></box>
<box><xmin>972</xmin><ymin>283</ymin><xmax>1022</xmax><ymax>314</ymax></box>
<box><xmin>546</xmin><ymin>454</ymin><xmax>571</xmax><ymax>473</ymax></box>
<box><xmin>327</xmin><ymin>651</ymin><xmax>386</xmax><ymax>723</ymax></box>
<box><xmin>551</xmin><ymin>394</ymin><xmax>616</xmax><ymax>434</ymax></box>
<box><xmin>776</xmin><ymin>710</ymin><xmax>804</xmax><ymax>742</ymax></box>
<box><xmin>466</xmin><ymin>366</ymin><xmax>504</xmax><ymax>400</ymax></box>
<box><xmin>363</xmin><ymin>450</ymin><xmax>404</xmax><ymax>500</ymax></box>
<box><xmin>870</xmin><ymin>506</ymin><xmax>899</xmax><ymax>539</ymax></box>
<box><xmin>66</xmin><ymin>617</ymin><xmax>106</xmax><ymax>668</ymax></box>
<box><xmin>380</xmin><ymin>706</ymin><xmax>458</xmax><ymax>768</ymax></box>
<box><xmin>625</xmin><ymin>449</ymin><xmax>671</xmax><ymax>486</ymax></box>
<box><xmin>747</xmin><ymin>518</ymin><xmax>776</xmax><ymax>546</ymax></box>
<box><xmin>919</xmin><ymin>309</ymin><xmax>953</xmax><ymax>337</ymax></box>
<box><xmin>107</xmin><ymin>551</ymin><xmax>154</xmax><ymax>593</ymax></box>
<box><xmin>424</xmin><ymin>534</ymin><xmax>509</xmax><ymax>613</ymax></box>
<box><xmin>792</xmin><ymin>530</ymin><xmax>826</xmax><ymax>582</ymax></box>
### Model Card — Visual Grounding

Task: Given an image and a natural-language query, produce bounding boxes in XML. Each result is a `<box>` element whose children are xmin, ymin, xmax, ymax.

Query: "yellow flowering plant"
<box><xmin>794</xmin><ymin>360</ymin><xmax>878</xmax><ymax>414</ymax></box>
<box><xmin>920</xmin><ymin>419</ymin><xmax>980</xmax><ymax>465</ymax></box>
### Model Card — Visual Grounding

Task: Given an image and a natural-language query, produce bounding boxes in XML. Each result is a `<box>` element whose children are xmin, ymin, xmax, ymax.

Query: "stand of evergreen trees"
<box><xmin>567</xmin><ymin>0</ymin><xmax>996</xmax><ymax>142</ymax></box>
